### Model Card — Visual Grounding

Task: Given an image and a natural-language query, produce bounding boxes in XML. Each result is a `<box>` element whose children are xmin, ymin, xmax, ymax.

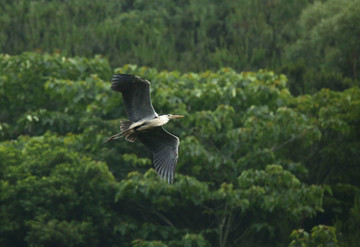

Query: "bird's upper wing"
<box><xmin>138</xmin><ymin>127</ymin><xmax>180</xmax><ymax>183</ymax></box>
<box><xmin>111</xmin><ymin>74</ymin><xmax>157</xmax><ymax>122</ymax></box>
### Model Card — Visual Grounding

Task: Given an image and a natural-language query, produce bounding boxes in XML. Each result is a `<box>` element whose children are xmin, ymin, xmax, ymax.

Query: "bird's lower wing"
<box><xmin>138</xmin><ymin>127</ymin><xmax>180</xmax><ymax>183</ymax></box>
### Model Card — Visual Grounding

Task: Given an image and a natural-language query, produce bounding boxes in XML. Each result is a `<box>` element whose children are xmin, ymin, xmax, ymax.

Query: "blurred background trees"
<box><xmin>1</xmin><ymin>0</ymin><xmax>360</xmax><ymax>246</ymax></box>
<box><xmin>1</xmin><ymin>0</ymin><xmax>359</xmax><ymax>94</ymax></box>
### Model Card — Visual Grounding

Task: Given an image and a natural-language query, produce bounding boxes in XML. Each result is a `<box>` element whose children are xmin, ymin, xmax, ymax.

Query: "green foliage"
<box><xmin>0</xmin><ymin>0</ymin><xmax>311</xmax><ymax>72</ymax></box>
<box><xmin>0</xmin><ymin>52</ymin><xmax>111</xmax><ymax>138</ymax></box>
<box><xmin>0</xmin><ymin>133</ymin><xmax>116</xmax><ymax>247</ymax></box>
<box><xmin>1</xmin><ymin>53</ymin><xmax>360</xmax><ymax>246</ymax></box>
<box><xmin>289</xmin><ymin>225</ymin><xmax>339</xmax><ymax>247</ymax></box>
<box><xmin>283</xmin><ymin>0</ymin><xmax>360</xmax><ymax>94</ymax></box>
<box><xmin>287</xmin><ymin>0</ymin><xmax>360</xmax><ymax>77</ymax></box>
<box><xmin>3</xmin><ymin>0</ymin><xmax>360</xmax><ymax>94</ymax></box>
<box><xmin>335</xmin><ymin>195</ymin><xmax>360</xmax><ymax>246</ymax></box>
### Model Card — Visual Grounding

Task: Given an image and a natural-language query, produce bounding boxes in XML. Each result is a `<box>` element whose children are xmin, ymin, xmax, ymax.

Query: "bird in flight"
<box><xmin>104</xmin><ymin>74</ymin><xmax>183</xmax><ymax>183</ymax></box>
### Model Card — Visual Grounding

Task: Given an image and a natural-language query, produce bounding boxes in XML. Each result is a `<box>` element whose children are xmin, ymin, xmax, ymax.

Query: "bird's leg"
<box><xmin>103</xmin><ymin>132</ymin><xmax>123</xmax><ymax>143</ymax></box>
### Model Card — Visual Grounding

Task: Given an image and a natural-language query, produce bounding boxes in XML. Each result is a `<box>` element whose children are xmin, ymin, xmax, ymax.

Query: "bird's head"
<box><xmin>166</xmin><ymin>114</ymin><xmax>184</xmax><ymax>120</ymax></box>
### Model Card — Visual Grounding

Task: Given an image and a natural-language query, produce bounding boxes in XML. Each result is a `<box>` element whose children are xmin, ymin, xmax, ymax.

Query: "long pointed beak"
<box><xmin>170</xmin><ymin>115</ymin><xmax>184</xmax><ymax>119</ymax></box>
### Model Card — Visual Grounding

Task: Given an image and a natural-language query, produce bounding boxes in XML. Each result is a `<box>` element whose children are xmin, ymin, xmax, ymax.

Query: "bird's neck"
<box><xmin>158</xmin><ymin>115</ymin><xmax>170</xmax><ymax>125</ymax></box>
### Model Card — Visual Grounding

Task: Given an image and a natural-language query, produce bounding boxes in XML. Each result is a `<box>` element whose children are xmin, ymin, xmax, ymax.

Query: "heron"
<box><xmin>104</xmin><ymin>74</ymin><xmax>184</xmax><ymax>183</ymax></box>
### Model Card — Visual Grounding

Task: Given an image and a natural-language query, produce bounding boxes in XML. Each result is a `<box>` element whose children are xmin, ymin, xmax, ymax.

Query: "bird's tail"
<box><xmin>120</xmin><ymin>120</ymin><xmax>138</xmax><ymax>142</ymax></box>
<box><xmin>104</xmin><ymin>120</ymin><xmax>138</xmax><ymax>143</ymax></box>
<box><xmin>103</xmin><ymin>132</ymin><xmax>122</xmax><ymax>143</ymax></box>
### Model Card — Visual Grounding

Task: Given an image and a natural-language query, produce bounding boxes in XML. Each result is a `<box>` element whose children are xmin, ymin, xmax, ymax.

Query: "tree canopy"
<box><xmin>1</xmin><ymin>0</ymin><xmax>359</xmax><ymax>94</ymax></box>
<box><xmin>1</xmin><ymin>52</ymin><xmax>359</xmax><ymax>246</ymax></box>
<box><xmin>1</xmin><ymin>0</ymin><xmax>360</xmax><ymax>246</ymax></box>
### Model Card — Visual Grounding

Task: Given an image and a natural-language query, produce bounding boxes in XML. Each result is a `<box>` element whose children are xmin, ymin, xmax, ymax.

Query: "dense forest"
<box><xmin>1</xmin><ymin>0</ymin><xmax>359</xmax><ymax>246</ymax></box>
<box><xmin>1</xmin><ymin>0</ymin><xmax>359</xmax><ymax>94</ymax></box>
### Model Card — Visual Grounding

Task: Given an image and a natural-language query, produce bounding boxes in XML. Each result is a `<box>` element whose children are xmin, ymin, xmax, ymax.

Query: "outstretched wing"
<box><xmin>111</xmin><ymin>74</ymin><xmax>158</xmax><ymax>122</ymax></box>
<box><xmin>138</xmin><ymin>127</ymin><xmax>180</xmax><ymax>183</ymax></box>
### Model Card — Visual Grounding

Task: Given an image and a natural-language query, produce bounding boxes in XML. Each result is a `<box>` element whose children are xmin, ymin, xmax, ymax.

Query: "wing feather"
<box><xmin>111</xmin><ymin>74</ymin><xmax>157</xmax><ymax>122</ymax></box>
<box><xmin>138</xmin><ymin>127</ymin><xmax>180</xmax><ymax>183</ymax></box>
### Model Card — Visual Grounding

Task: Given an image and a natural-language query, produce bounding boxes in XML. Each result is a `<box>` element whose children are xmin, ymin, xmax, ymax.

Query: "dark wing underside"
<box><xmin>111</xmin><ymin>74</ymin><xmax>157</xmax><ymax>122</ymax></box>
<box><xmin>138</xmin><ymin>127</ymin><xmax>180</xmax><ymax>183</ymax></box>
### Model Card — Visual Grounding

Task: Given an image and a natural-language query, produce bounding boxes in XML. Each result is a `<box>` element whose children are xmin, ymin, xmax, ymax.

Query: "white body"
<box><xmin>104</xmin><ymin>114</ymin><xmax>182</xmax><ymax>143</ymax></box>
<box><xmin>130</xmin><ymin>115</ymin><xmax>170</xmax><ymax>132</ymax></box>
<box><xmin>119</xmin><ymin>115</ymin><xmax>171</xmax><ymax>142</ymax></box>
